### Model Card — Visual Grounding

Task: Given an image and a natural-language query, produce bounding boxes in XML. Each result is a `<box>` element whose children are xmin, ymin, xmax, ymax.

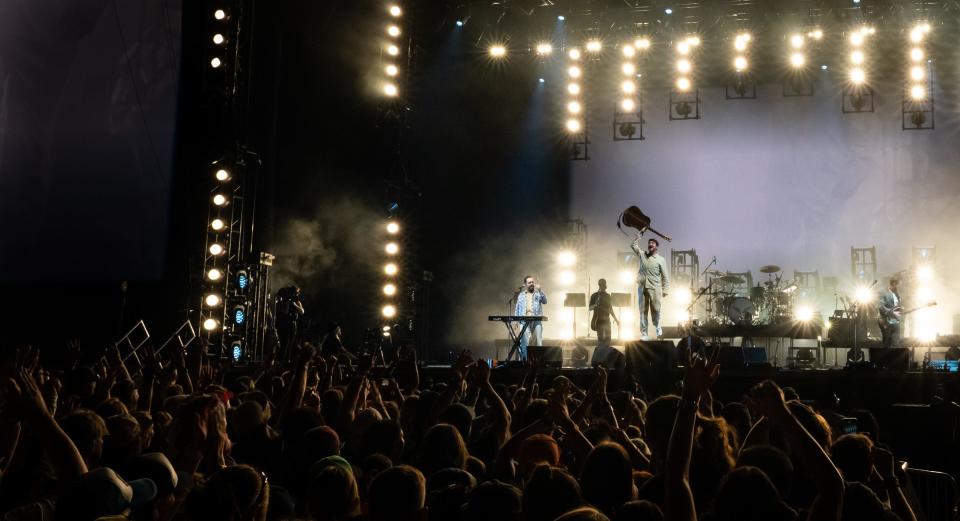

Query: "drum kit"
<box><xmin>703</xmin><ymin>264</ymin><xmax>798</xmax><ymax>326</ymax></box>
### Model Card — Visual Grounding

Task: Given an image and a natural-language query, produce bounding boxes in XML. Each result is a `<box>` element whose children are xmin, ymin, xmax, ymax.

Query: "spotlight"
<box><xmin>565</xmin><ymin>119</ymin><xmax>582</xmax><ymax>133</ymax></box>
<box><xmin>209</xmin><ymin>243</ymin><xmax>224</xmax><ymax>256</ymax></box>
<box><xmin>854</xmin><ymin>286</ymin><xmax>874</xmax><ymax>303</ymax></box>
<box><xmin>634</xmin><ymin>38</ymin><xmax>651</xmax><ymax>50</ymax></box>
<box><xmin>821</xmin><ymin>64</ymin><xmax>828</xmax><ymax>70</ymax></box>
<box><xmin>850</xmin><ymin>68</ymin><xmax>866</xmax><ymax>84</ymax></box>
<box><xmin>538</xmin><ymin>78</ymin><xmax>545</xmax><ymax>84</ymax></box>
<box><xmin>231</xmin><ymin>341</ymin><xmax>243</xmax><ymax>362</ymax></box>
<box><xmin>917</xmin><ymin>265</ymin><xmax>934</xmax><ymax>282</ymax></box>
<box><xmin>236</xmin><ymin>270</ymin><xmax>249</xmax><ymax>290</ymax></box>
<box><xmin>535</xmin><ymin>42</ymin><xmax>553</xmax><ymax>55</ymax></box>
<box><xmin>212</xmin><ymin>34</ymin><xmax>225</xmax><ymax>45</ymax></box>
<box><xmin>910</xmin><ymin>28</ymin><xmax>923</xmax><ymax>43</ymax></box>
<box><xmin>621</xmin><ymin>63</ymin><xmax>635</xmax><ymax>75</ymax></box>
<box><xmin>734</xmin><ymin>56</ymin><xmax>747</xmax><ymax>71</ymax></box>
<box><xmin>665</xmin><ymin>8</ymin><xmax>673</xmax><ymax>14</ymax></box>
<box><xmin>386</xmin><ymin>64</ymin><xmax>399</xmax><ymax>76</ymax></box>
<box><xmin>734</xmin><ymin>39</ymin><xmax>747</xmax><ymax>51</ymax></box>
<box><xmin>567</xmin><ymin>101</ymin><xmax>582</xmax><ymax>114</ymax></box>
<box><xmin>215</xmin><ymin>168</ymin><xmax>230</xmax><ymax>181</ymax></box>
<box><xmin>203</xmin><ymin>318</ymin><xmax>219</xmax><ymax>331</ymax></box>
<box><xmin>386</xmin><ymin>221</ymin><xmax>400</xmax><ymax>234</ymax></box>
<box><xmin>676</xmin><ymin>309</ymin><xmax>690</xmax><ymax>322</ymax></box>
<box><xmin>619</xmin><ymin>270</ymin><xmax>634</xmax><ymax>285</ymax></box>
<box><xmin>387</xmin><ymin>44</ymin><xmax>400</xmax><ymax>56</ymax></box>
<box><xmin>557</xmin><ymin>250</ymin><xmax>576</xmax><ymax>266</ymax></box>
<box><xmin>795</xmin><ymin>306</ymin><xmax>814</xmax><ymax>322</ymax></box>
<box><xmin>790</xmin><ymin>53</ymin><xmax>805</xmax><ymax>67</ymax></box>
<box><xmin>790</xmin><ymin>34</ymin><xmax>804</xmax><ymax>49</ymax></box>
<box><xmin>383</xmin><ymin>283</ymin><xmax>397</xmax><ymax>296</ymax></box>
<box><xmin>677</xmin><ymin>41</ymin><xmax>690</xmax><ymax>55</ymax></box>
<box><xmin>910</xmin><ymin>48</ymin><xmax>924</xmax><ymax>62</ymax></box>
<box><xmin>385</xmin><ymin>242</ymin><xmax>399</xmax><ymax>254</ymax></box>
<box><xmin>675</xmin><ymin>287</ymin><xmax>692</xmax><ymax>305</ymax></box>
<box><xmin>557</xmin><ymin>15</ymin><xmax>565</xmax><ymax>21</ymax></box>
<box><xmin>214</xmin><ymin>9</ymin><xmax>226</xmax><ymax>20</ymax></box>
<box><xmin>568</xmin><ymin>48</ymin><xmax>581</xmax><ymax>60</ymax></box>
<box><xmin>567</xmin><ymin>65</ymin><xmax>581</xmax><ymax>78</ymax></box>
<box><xmin>621</xmin><ymin>309</ymin><xmax>634</xmax><ymax>322</ymax></box>
<box><xmin>383</xmin><ymin>83</ymin><xmax>398</xmax><ymax>97</ymax></box>
<box><xmin>210</xmin><ymin>57</ymin><xmax>222</xmax><ymax>68</ymax></box>
<box><xmin>686</xmin><ymin>36</ymin><xmax>700</xmax><ymax>46</ymax></box>
<box><xmin>917</xmin><ymin>286</ymin><xmax>935</xmax><ymax>302</ymax></box>
<box><xmin>676</xmin><ymin>59</ymin><xmax>691</xmax><ymax>73</ymax></box>
<box><xmin>621</xmin><ymin>98</ymin><xmax>636</xmax><ymax>112</ymax></box>
<box><xmin>621</xmin><ymin>329</ymin><xmax>634</xmax><ymax>340</ymax></box>
<box><xmin>455</xmin><ymin>20</ymin><xmax>463</xmax><ymax>27</ymax></box>
<box><xmin>558</xmin><ymin>270</ymin><xmax>576</xmax><ymax>285</ymax></box>
<box><xmin>205</xmin><ymin>294</ymin><xmax>221</xmax><ymax>307</ymax></box>
<box><xmin>910</xmin><ymin>66</ymin><xmax>925</xmax><ymax>81</ymax></box>
<box><xmin>389</xmin><ymin>5</ymin><xmax>401</xmax><ymax>16</ymax></box>
<box><xmin>233</xmin><ymin>305</ymin><xmax>246</xmax><ymax>325</ymax></box>
<box><xmin>212</xmin><ymin>194</ymin><xmax>227</xmax><ymax>206</ymax></box>
<box><xmin>489</xmin><ymin>45</ymin><xmax>507</xmax><ymax>57</ymax></box>
<box><xmin>567</xmin><ymin>83</ymin><xmax>581</xmax><ymax>95</ymax></box>
<box><xmin>910</xmin><ymin>85</ymin><xmax>926</xmax><ymax>100</ymax></box>
<box><xmin>918</xmin><ymin>327</ymin><xmax>937</xmax><ymax>342</ymax></box>
<box><xmin>382</xmin><ymin>305</ymin><xmax>397</xmax><ymax>318</ymax></box>
<box><xmin>852</xmin><ymin>0</ymin><xmax>860</xmax><ymax>3</ymax></box>
<box><xmin>622</xmin><ymin>45</ymin><xmax>636</xmax><ymax>58</ymax></box>
<box><xmin>585</xmin><ymin>39</ymin><xmax>602</xmax><ymax>53</ymax></box>
<box><xmin>850</xmin><ymin>50</ymin><xmax>864</xmax><ymax>64</ymax></box>
<box><xmin>208</xmin><ymin>268</ymin><xmax>222</xmax><ymax>281</ymax></box>
<box><xmin>387</xmin><ymin>25</ymin><xmax>401</xmax><ymax>37</ymax></box>
<box><xmin>621</xmin><ymin>80</ymin><xmax>636</xmax><ymax>94</ymax></box>
<box><xmin>676</xmin><ymin>77</ymin><xmax>691</xmax><ymax>91</ymax></box>
<box><xmin>850</xmin><ymin>32</ymin><xmax>864</xmax><ymax>46</ymax></box>
<box><xmin>210</xmin><ymin>218</ymin><xmax>225</xmax><ymax>231</ymax></box>
<box><xmin>812</xmin><ymin>29</ymin><xmax>823</xmax><ymax>40</ymax></box>
<box><xmin>384</xmin><ymin>263</ymin><xmax>398</xmax><ymax>275</ymax></box>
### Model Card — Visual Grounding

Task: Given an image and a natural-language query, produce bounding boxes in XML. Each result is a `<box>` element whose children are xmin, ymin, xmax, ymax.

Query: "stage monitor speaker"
<box><xmin>718</xmin><ymin>346</ymin><xmax>768</xmax><ymax>368</ymax></box>
<box><xmin>870</xmin><ymin>348</ymin><xmax>910</xmax><ymax>371</ymax></box>
<box><xmin>625</xmin><ymin>340</ymin><xmax>678</xmax><ymax>397</ymax></box>
<box><xmin>530</xmin><ymin>345</ymin><xmax>562</xmax><ymax>366</ymax></box>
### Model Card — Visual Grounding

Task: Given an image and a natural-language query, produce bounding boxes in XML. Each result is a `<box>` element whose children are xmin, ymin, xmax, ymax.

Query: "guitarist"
<box><xmin>590</xmin><ymin>279</ymin><xmax>620</xmax><ymax>364</ymax></box>
<box><xmin>877</xmin><ymin>276</ymin><xmax>902</xmax><ymax>349</ymax></box>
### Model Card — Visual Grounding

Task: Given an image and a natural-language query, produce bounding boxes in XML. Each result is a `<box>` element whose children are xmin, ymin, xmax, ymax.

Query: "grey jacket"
<box><xmin>631</xmin><ymin>238</ymin><xmax>670</xmax><ymax>293</ymax></box>
<box><xmin>878</xmin><ymin>289</ymin><xmax>901</xmax><ymax>325</ymax></box>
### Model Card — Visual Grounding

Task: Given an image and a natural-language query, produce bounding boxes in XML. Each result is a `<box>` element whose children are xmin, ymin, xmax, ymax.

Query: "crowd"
<box><xmin>0</xmin><ymin>339</ymin><xmax>924</xmax><ymax>521</ymax></box>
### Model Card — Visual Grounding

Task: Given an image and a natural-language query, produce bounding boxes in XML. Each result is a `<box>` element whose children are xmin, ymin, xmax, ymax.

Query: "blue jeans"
<box><xmin>638</xmin><ymin>286</ymin><xmax>662</xmax><ymax>337</ymax></box>
<box><xmin>518</xmin><ymin>322</ymin><xmax>543</xmax><ymax>360</ymax></box>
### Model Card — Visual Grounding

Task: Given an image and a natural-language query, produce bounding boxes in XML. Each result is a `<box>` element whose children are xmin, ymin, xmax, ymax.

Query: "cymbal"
<box><xmin>720</xmin><ymin>275</ymin><xmax>745</xmax><ymax>284</ymax></box>
<box><xmin>705</xmin><ymin>269</ymin><xmax>725</xmax><ymax>277</ymax></box>
<box><xmin>760</xmin><ymin>265</ymin><xmax>782</xmax><ymax>274</ymax></box>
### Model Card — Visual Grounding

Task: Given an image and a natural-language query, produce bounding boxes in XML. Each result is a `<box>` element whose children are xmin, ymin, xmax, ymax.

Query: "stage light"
<box><xmin>853</xmin><ymin>0</ymin><xmax>860</xmax><ymax>3</ymax></box>
<box><xmin>918</xmin><ymin>327</ymin><xmax>937</xmax><ymax>342</ymax></box>
<box><xmin>910</xmin><ymin>28</ymin><xmax>923</xmax><ymax>43</ymax></box>
<box><xmin>565</xmin><ymin>119</ymin><xmax>582</xmax><ymax>133</ymax></box>
<box><xmin>232</xmin><ymin>341</ymin><xmax>242</xmax><ymax>362</ymax></box>
<box><xmin>910</xmin><ymin>48</ymin><xmax>924</xmax><ymax>61</ymax></box>
<box><xmin>790</xmin><ymin>53</ymin><xmax>805</xmax><ymax>67</ymax></box>
<box><xmin>854</xmin><ymin>286</ymin><xmax>874</xmax><ymax>303</ymax></box>
<box><xmin>389</xmin><ymin>5</ymin><xmax>401</xmax><ymax>16</ymax></box>
<box><xmin>489</xmin><ymin>45</ymin><xmax>506</xmax><ymax>57</ymax></box>
<box><xmin>210</xmin><ymin>218</ymin><xmax>225</xmax><ymax>231</ymax></box>
<box><xmin>677</xmin><ymin>41</ymin><xmax>690</xmax><ymax>55</ymax></box>
<box><xmin>850</xmin><ymin>68</ymin><xmax>866</xmax><ymax>84</ymax></box>
<box><xmin>687</xmin><ymin>36</ymin><xmax>700</xmax><ymax>46</ymax></box>
<box><xmin>385</xmin><ymin>242</ymin><xmax>399</xmax><ymax>255</ymax></box>
<box><xmin>676</xmin><ymin>77</ymin><xmax>691</xmax><ymax>91</ymax></box>
<box><xmin>734</xmin><ymin>56</ymin><xmax>747</xmax><ymax>71</ymax></box>
<box><xmin>634</xmin><ymin>38</ymin><xmax>651</xmax><ymax>50</ymax></box>
<box><xmin>621</xmin><ymin>308</ymin><xmax>634</xmax><ymax>322</ymax></box>
<box><xmin>382</xmin><ymin>305</ymin><xmax>397</xmax><ymax>318</ymax></box>
<box><xmin>383</xmin><ymin>283</ymin><xmax>397</xmax><ymax>296</ymax></box>
<box><xmin>795</xmin><ymin>306</ymin><xmax>814</xmax><ymax>322</ymax></box>
<box><xmin>622</xmin><ymin>63</ymin><xmax>635</xmax><ymax>75</ymax></box>
<box><xmin>557</xmin><ymin>250</ymin><xmax>576</xmax><ymax>266</ymax></box>
<box><xmin>568</xmin><ymin>48</ymin><xmax>581</xmax><ymax>60</ymax></box>
<box><xmin>205</xmin><ymin>294</ymin><xmax>221</xmax><ymax>307</ymax></box>
<box><xmin>812</xmin><ymin>29</ymin><xmax>823</xmax><ymax>40</ymax></box>
<box><xmin>386</xmin><ymin>221</ymin><xmax>400</xmax><ymax>234</ymax></box>
<box><xmin>621</xmin><ymin>329</ymin><xmax>634</xmax><ymax>340</ymax></box>
<box><xmin>203</xmin><ymin>318</ymin><xmax>219</xmax><ymax>331</ymax></box>
<box><xmin>237</xmin><ymin>270</ymin><xmax>249</xmax><ymax>290</ymax></box>
<box><xmin>233</xmin><ymin>305</ymin><xmax>246</xmax><ymax>325</ymax></box>
<box><xmin>675</xmin><ymin>287</ymin><xmax>692</xmax><ymax>305</ymax></box>
<box><xmin>455</xmin><ymin>20</ymin><xmax>463</xmax><ymax>27</ymax></box>
<box><xmin>382</xmin><ymin>325</ymin><xmax>391</xmax><ymax>333</ymax></box>
<box><xmin>567</xmin><ymin>101</ymin><xmax>582</xmax><ymax>114</ymax></box>
<box><xmin>621</xmin><ymin>80</ymin><xmax>636</xmax><ymax>94</ymax></box>
<box><xmin>386</xmin><ymin>64</ymin><xmax>399</xmax><ymax>76</ymax></box>
<box><xmin>535</xmin><ymin>42</ymin><xmax>553</xmax><ymax>55</ymax></box>
<box><xmin>567</xmin><ymin>65</ymin><xmax>581</xmax><ymax>78</ymax></box>
<box><xmin>567</xmin><ymin>83</ymin><xmax>580</xmax><ymax>95</ymax></box>
<box><xmin>621</xmin><ymin>98</ymin><xmax>636</xmax><ymax>112</ymax></box>
<box><xmin>213</xmin><ymin>34</ymin><xmax>225</xmax><ymax>45</ymax></box>
<box><xmin>910</xmin><ymin>85</ymin><xmax>926</xmax><ymax>100</ymax></box>
<box><xmin>384</xmin><ymin>263</ymin><xmax>398</xmax><ymax>275</ymax></box>
<box><xmin>677</xmin><ymin>59</ymin><xmax>691</xmax><ymax>73</ymax></box>
<box><xmin>383</xmin><ymin>83</ymin><xmax>398</xmax><ymax>97</ymax></box>
<box><xmin>586</xmin><ymin>39</ymin><xmax>602</xmax><ymax>53</ymax></box>
<box><xmin>538</xmin><ymin>78</ymin><xmax>544</xmax><ymax>84</ymax></box>
<box><xmin>665</xmin><ymin>8</ymin><xmax>673</xmax><ymax>14</ymax></box>
<box><xmin>917</xmin><ymin>264</ymin><xmax>934</xmax><ymax>282</ymax></box>
<box><xmin>209</xmin><ymin>243</ymin><xmax>224</xmax><ymax>256</ymax></box>
<box><xmin>850</xmin><ymin>32</ymin><xmax>864</xmax><ymax>46</ymax></box>
<box><xmin>559</xmin><ymin>325</ymin><xmax>574</xmax><ymax>340</ymax></box>
<box><xmin>910</xmin><ymin>66</ymin><xmax>924</xmax><ymax>81</ymax></box>
<box><xmin>790</xmin><ymin>34</ymin><xmax>804</xmax><ymax>49</ymax></box>
<box><xmin>676</xmin><ymin>309</ymin><xmax>690</xmax><ymax>323</ymax></box>
<box><xmin>619</xmin><ymin>270</ymin><xmax>634</xmax><ymax>285</ymax></box>
<box><xmin>734</xmin><ymin>39</ymin><xmax>747</xmax><ymax>51</ymax></box>
<box><xmin>851</xmin><ymin>50</ymin><xmax>864</xmax><ymax>64</ymax></box>
<box><xmin>387</xmin><ymin>44</ymin><xmax>399</xmax><ymax>56</ymax></box>
<box><xmin>215</xmin><ymin>168</ymin><xmax>230</xmax><ymax>181</ymax></box>
<box><xmin>917</xmin><ymin>286</ymin><xmax>935</xmax><ymax>302</ymax></box>
<box><xmin>214</xmin><ymin>9</ymin><xmax>226</xmax><ymax>20</ymax></box>
<box><xmin>622</xmin><ymin>45</ymin><xmax>636</xmax><ymax>58</ymax></box>
<box><xmin>558</xmin><ymin>270</ymin><xmax>575</xmax><ymax>285</ymax></box>
<box><xmin>208</xmin><ymin>268</ymin><xmax>222</xmax><ymax>281</ymax></box>
<box><xmin>821</xmin><ymin>64</ymin><xmax>828</xmax><ymax>70</ymax></box>
<box><xmin>387</xmin><ymin>25</ymin><xmax>400</xmax><ymax>37</ymax></box>
<box><xmin>557</xmin><ymin>15</ymin><xmax>565</xmax><ymax>21</ymax></box>
<box><xmin>210</xmin><ymin>57</ymin><xmax>222</xmax><ymax>68</ymax></box>
<box><xmin>212</xmin><ymin>194</ymin><xmax>227</xmax><ymax>206</ymax></box>
<box><xmin>921</xmin><ymin>22</ymin><xmax>931</xmax><ymax>33</ymax></box>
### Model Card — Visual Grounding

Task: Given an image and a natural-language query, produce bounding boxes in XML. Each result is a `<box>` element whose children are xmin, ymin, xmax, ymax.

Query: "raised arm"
<box><xmin>873</xmin><ymin>447</ymin><xmax>917</xmax><ymax>521</ymax></box>
<box><xmin>474</xmin><ymin>360</ymin><xmax>511</xmax><ymax>448</ymax></box>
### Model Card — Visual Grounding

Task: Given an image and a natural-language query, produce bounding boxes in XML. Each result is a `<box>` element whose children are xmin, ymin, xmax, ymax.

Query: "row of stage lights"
<box><xmin>202</xmin><ymin>165</ymin><xmax>237</xmax><ymax>333</ymax></box>
<box><xmin>381</xmin><ymin>219</ymin><xmax>401</xmax><ymax>322</ymax></box>
<box><xmin>382</xmin><ymin>4</ymin><xmax>404</xmax><ymax>97</ymax></box>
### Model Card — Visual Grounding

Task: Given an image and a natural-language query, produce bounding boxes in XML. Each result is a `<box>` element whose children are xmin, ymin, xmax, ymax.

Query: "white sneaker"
<box><xmin>640</xmin><ymin>334</ymin><xmax>650</xmax><ymax>341</ymax></box>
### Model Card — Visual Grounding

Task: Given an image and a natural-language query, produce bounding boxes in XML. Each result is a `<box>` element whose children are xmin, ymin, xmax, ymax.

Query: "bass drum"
<box><xmin>724</xmin><ymin>297</ymin><xmax>755</xmax><ymax>325</ymax></box>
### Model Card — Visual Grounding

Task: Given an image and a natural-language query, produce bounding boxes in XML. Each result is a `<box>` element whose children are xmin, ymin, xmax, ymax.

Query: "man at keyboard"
<box><xmin>514</xmin><ymin>275</ymin><xmax>547</xmax><ymax>360</ymax></box>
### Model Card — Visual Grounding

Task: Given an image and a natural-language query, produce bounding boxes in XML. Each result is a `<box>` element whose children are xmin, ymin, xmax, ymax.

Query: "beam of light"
<box><xmin>535</xmin><ymin>42</ymin><xmax>553</xmax><ymax>55</ymax></box>
<box><xmin>489</xmin><ymin>45</ymin><xmax>507</xmax><ymax>57</ymax></box>
<box><xmin>675</xmin><ymin>287</ymin><xmax>692</xmax><ymax>305</ymax></box>
<box><xmin>619</xmin><ymin>270</ymin><xmax>634</xmax><ymax>285</ymax></box>
<box><xmin>557</xmin><ymin>250</ymin><xmax>577</xmax><ymax>266</ymax></box>
<box><xmin>854</xmin><ymin>286</ymin><xmax>874</xmax><ymax>303</ymax></box>
<box><xmin>917</xmin><ymin>264</ymin><xmax>934</xmax><ymax>282</ymax></box>
<box><xmin>558</xmin><ymin>269</ymin><xmax>576</xmax><ymax>285</ymax></box>
<box><xmin>850</xmin><ymin>68</ymin><xmax>866</xmax><ymax>84</ymax></box>
<box><xmin>585</xmin><ymin>39</ymin><xmax>602</xmax><ymax>53</ymax></box>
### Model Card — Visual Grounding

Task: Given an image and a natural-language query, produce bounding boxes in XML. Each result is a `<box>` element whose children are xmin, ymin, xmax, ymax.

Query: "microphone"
<box><xmin>870</xmin><ymin>279</ymin><xmax>878</xmax><ymax>288</ymax></box>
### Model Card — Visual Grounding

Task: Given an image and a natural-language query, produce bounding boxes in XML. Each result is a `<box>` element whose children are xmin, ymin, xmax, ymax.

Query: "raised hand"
<box><xmin>473</xmin><ymin>358</ymin><xmax>492</xmax><ymax>385</ymax></box>
<box><xmin>872</xmin><ymin>446</ymin><xmax>897</xmax><ymax>480</ymax></box>
<box><xmin>451</xmin><ymin>349</ymin><xmax>474</xmax><ymax>377</ymax></box>
<box><xmin>747</xmin><ymin>380</ymin><xmax>789</xmax><ymax>420</ymax></box>
<box><xmin>682</xmin><ymin>346</ymin><xmax>720</xmax><ymax>402</ymax></box>
<box><xmin>357</xmin><ymin>353</ymin><xmax>374</xmax><ymax>375</ymax></box>
<box><xmin>5</xmin><ymin>369</ymin><xmax>52</xmax><ymax>422</ymax></box>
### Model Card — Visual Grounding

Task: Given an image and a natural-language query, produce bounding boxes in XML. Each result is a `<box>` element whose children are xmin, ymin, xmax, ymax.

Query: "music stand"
<box><xmin>564</xmin><ymin>293</ymin><xmax>586</xmax><ymax>339</ymax></box>
<box><xmin>611</xmin><ymin>292</ymin><xmax>632</xmax><ymax>340</ymax></box>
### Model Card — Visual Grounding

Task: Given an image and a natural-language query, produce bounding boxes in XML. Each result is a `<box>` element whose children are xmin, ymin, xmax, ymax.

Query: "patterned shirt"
<box><xmin>515</xmin><ymin>289</ymin><xmax>547</xmax><ymax>316</ymax></box>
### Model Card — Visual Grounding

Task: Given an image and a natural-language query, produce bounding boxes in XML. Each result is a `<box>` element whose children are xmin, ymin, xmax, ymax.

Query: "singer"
<box><xmin>514</xmin><ymin>275</ymin><xmax>547</xmax><ymax>360</ymax></box>
<box><xmin>631</xmin><ymin>236</ymin><xmax>670</xmax><ymax>339</ymax></box>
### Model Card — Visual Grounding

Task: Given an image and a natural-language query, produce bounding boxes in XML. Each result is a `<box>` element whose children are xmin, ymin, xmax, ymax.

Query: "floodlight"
<box><xmin>558</xmin><ymin>250</ymin><xmax>577</xmax><ymax>266</ymax></box>
<box><xmin>676</xmin><ymin>77</ymin><xmax>691</xmax><ymax>91</ymax></box>
<box><xmin>621</xmin><ymin>98</ymin><xmax>636</xmax><ymax>112</ymax></box>
<box><xmin>383</xmin><ymin>283</ymin><xmax>397</xmax><ymax>296</ymax></box>
<box><xmin>382</xmin><ymin>305</ymin><xmax>397</xmax><ymax>318</ymax></box>
<box><xmin>205</xmin><ymin>294</ymin><xmax>221</xmax><ymax>307</ymax></box>
<box><xmin>385</xmin><ymin>242</ymin><xmax>399</xmax><ymax>254</ymax></box>
<box><xmin>209</xmin><ymin>243</ymin><xmax>224</xmax><ymax>256</ymax></box>
<box><xmin>565</xmin><ymin>119</ymin><xmax>582</xmax><ymax>133</ymax></box>
<box><xmin>203</xmin><ymin>318</ymin><xmax>219</xmax><ymax>331</ymax></box>
<box><xmin>384</xmin><ymin>263</ymin><xmax>398</xmax><ymax>275</ymax></box>
<box><xmin>386</xmin><ymin>221</ymin><xmax>400</xmax><ymax>234</ymax></box>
